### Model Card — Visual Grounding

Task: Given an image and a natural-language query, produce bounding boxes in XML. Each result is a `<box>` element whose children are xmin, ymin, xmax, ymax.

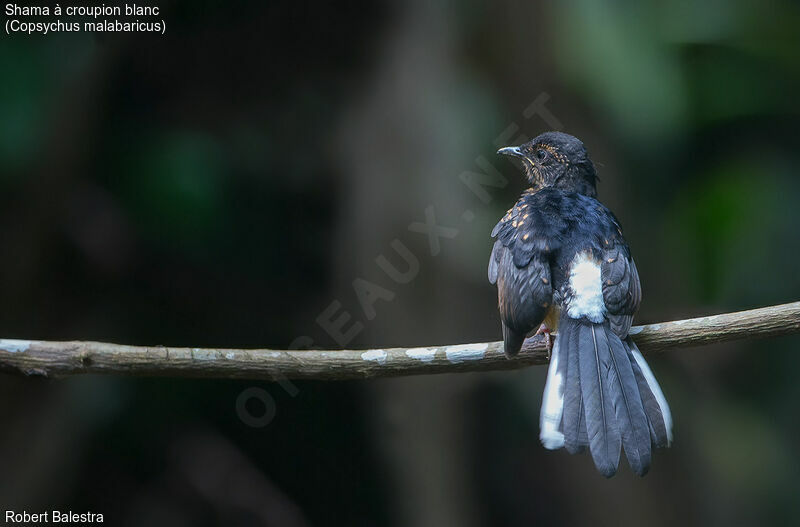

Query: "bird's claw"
<box><xmin>534</xmin><ymin>323</ymin><xmax>554</xmax><ymax>360</ymax></box>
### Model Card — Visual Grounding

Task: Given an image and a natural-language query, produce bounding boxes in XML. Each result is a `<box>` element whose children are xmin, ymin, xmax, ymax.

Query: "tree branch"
<box><xmin>1</xmin><ymin>302</ymin><xmax>798</xmax><ymax>381</ymax></box>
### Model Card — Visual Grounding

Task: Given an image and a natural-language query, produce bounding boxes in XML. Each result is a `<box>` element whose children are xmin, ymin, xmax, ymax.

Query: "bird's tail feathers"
<box><xmin>542</xmin><ymin>316</ymin><xmax>671</xmax><ymax>478</ymax></box>
<box><xmin>626</xmin><ymin>337</ymin><xmax>673</xmax><ymax>448</ymax></box>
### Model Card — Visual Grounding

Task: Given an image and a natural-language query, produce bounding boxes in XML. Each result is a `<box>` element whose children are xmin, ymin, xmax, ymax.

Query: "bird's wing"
<box><xmin>598</xmin><ymin>221</ymin><xmax>672</xmax><ymax>451</ymax></box>
<box><xmin>489</xmin><ymin>200</ymin><xmax>554</xmax><ymax>348</ymax></box>
<box><xmin>600</xmin><ymin>237</ymin><xmax>641</xmax><ymax>338</ymax></box>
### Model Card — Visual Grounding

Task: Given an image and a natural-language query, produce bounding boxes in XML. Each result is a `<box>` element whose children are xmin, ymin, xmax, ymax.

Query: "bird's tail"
<box><xmin>539</xmin><ymin>315</ymin><xmax>672</xmax><ymax>477</ymax></box>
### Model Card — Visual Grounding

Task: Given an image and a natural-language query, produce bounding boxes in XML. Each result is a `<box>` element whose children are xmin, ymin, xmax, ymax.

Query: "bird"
<box><xmin>488</xmin><ymin>131</ymin><xmax>672</xmax><ymax>477</ymax></box>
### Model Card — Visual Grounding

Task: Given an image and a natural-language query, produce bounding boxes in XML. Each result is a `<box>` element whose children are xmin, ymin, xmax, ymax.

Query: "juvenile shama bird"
<box><xmin>488</xmin><ymin>132</ymin><xmax>672</xmax><ymax>477</ymax></box>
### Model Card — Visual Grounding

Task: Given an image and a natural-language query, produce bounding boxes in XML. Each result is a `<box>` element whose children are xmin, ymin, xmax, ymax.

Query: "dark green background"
<box><xmin>2</xmin><ymin>1</ymin><xmax>800</xmax><ymax>525</ymax></box>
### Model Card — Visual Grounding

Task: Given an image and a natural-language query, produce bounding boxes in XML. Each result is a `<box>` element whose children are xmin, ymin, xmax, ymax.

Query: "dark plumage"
<box><xmin>489</xmin><ymin>131</ymin><xmax>672</xmax><ymax>477</ymax></box>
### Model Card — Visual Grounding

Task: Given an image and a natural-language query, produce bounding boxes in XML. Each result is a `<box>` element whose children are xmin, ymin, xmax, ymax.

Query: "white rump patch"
<box><xmin>566</xmin><ymin>252</ymin><xmax>605</xmax><ymax>323</ymax></box>
<box><xmin>629</xmin><ymin>344</ymin><xmax>673</xmax><ymax>445</ymax></box>
<box><xmin>539</xmin><ymin>337</ymin><xmax>565</xmax><ymax>449</ymax></box>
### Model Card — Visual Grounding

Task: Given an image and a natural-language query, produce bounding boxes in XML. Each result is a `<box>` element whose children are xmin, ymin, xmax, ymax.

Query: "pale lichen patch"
<box><xmin>0</xmin><ymin>339</ymin><xmax>31</xmax><ymax>353</ymax></box>
<box><xmin>361</xmin><ymin>349</ymin><xmax>388</xmax><ymax>365</ymax></box>
<box><xmin>405</xmin><ymin>348</ymin><xmax>436</xmax><ymax>362</ymax></box>
<box><xmin>445</xmin><ymin>344</ymin><xmax>486</xmax><ymax>363</ymax></box>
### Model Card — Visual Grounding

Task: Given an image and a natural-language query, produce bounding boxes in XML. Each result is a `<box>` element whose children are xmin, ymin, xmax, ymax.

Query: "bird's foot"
<box><xmin>534</xmin><ymin>324</ymin><xmax>554</xmax><ymax>360</ymax></box>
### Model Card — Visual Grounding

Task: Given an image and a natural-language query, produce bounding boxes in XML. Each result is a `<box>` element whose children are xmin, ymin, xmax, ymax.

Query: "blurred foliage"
<box><xmin>116</xmin><ymin>130</ymin><xmax>225</xmax><ymax>246</ymax></box>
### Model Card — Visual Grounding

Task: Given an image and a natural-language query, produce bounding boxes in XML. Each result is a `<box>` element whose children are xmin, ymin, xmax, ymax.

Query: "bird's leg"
<box><xmin>534</xmin><ymin>323</ymin><xmax>554</xmax><ymax>360</ymax></box>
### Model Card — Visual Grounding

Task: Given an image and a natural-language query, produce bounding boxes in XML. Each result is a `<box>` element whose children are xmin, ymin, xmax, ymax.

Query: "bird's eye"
<box><xmin>535</xmin><ymin>149</ymin><xmax>549</xmax><ymax>162</ymax></box>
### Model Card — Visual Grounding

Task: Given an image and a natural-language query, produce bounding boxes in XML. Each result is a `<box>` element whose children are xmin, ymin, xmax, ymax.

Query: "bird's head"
<box><xmin>498</xmin><ymin>131</ymin><xmax>597</xmax><ymax>197</ymax></box>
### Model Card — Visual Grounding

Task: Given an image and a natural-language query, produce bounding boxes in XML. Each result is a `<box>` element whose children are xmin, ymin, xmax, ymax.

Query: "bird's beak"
<box><xmin>497</xmin><ymin>146</ymin><xmax>525</xmax><ymax>158</ymax></box>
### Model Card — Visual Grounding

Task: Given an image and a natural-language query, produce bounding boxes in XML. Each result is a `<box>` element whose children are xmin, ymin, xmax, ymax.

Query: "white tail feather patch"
<box><xmin>629</xmin><ymin>344</ymin><xmax>673</xmax><ymax>445</ymax></box>
<box><xmin>540</xmin><ymin>336</ymin><xmax>565</xmax><ymax>449</ymax></box>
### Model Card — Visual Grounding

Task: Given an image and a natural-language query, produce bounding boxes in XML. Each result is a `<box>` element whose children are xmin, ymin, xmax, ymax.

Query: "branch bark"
<box><xmin>1</xmin><ymin>302</ymin><xmax>798</xmax><ymax>381</ymax></box>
